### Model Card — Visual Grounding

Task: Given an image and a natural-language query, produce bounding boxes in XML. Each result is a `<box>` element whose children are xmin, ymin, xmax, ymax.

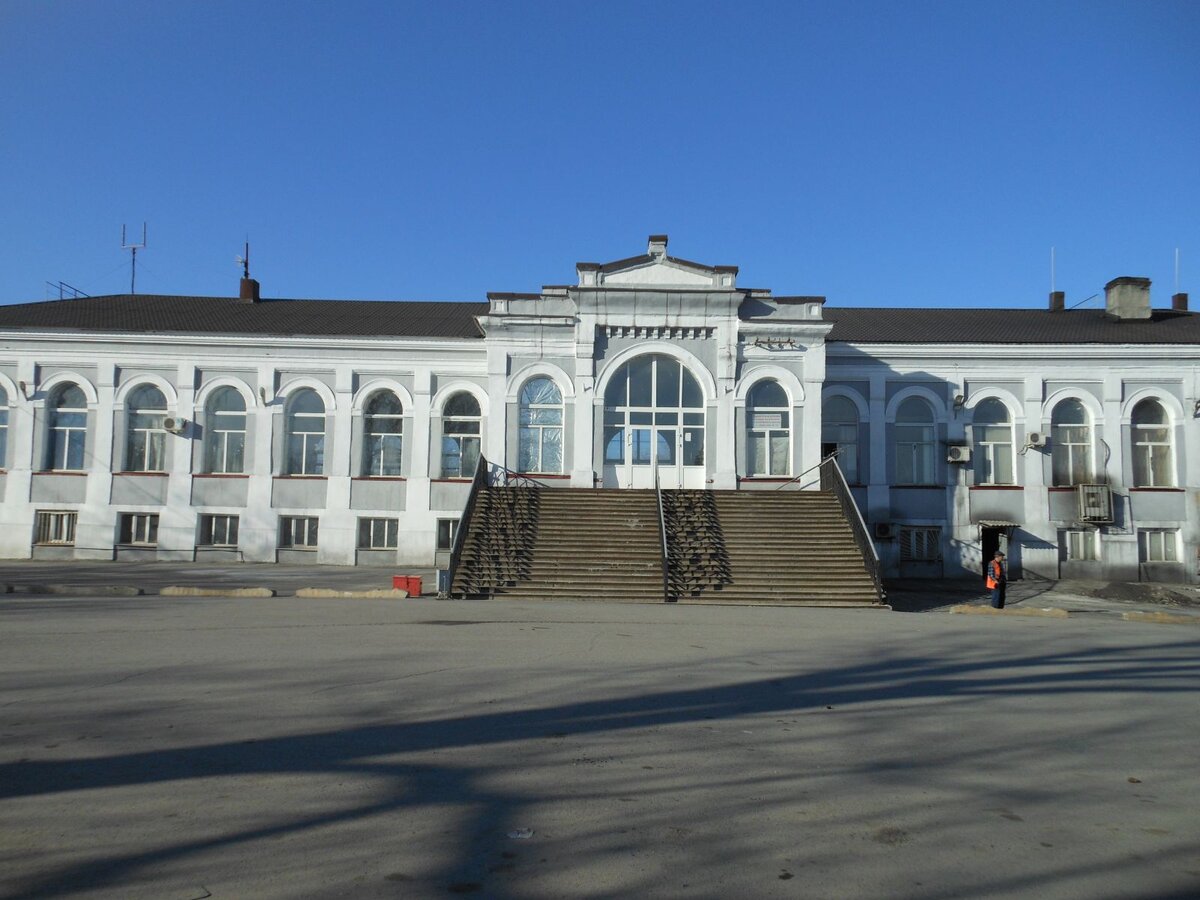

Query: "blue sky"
<box><xmin>2</xmin><ymin>0</ymin><xmax>1197</xmax><ymax>308</ymax></box>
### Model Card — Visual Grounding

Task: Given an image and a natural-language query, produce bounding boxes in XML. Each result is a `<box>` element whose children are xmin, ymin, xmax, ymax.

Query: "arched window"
<box><xmin>441</xmin><ymin>392</ymin><xmax>481</xmax><ymax>477</ymax></box>
<box><xmin>286</xmin><ymin>389</ymin><xmax>325</xmax><ymax>475</ymax></box>
<box><xmin>895</xmin><ymin>397</ymin><xmax>935</xmax><ymax>485</ymax></box>
<box><xmin>204</xmin><ymin>387</ymin><xmax>246</xmax><ymax>474</ymax></box>
<box><xmin>822</xmin><ymin>396</ymin><xmax>860</xmax><ymax>483</ymax></box>
<box><xmin>1131</xmin><ymin>399</ymin><xmax>1172</xmax><ymax>487</ymax></box>
<box><xmin>973</xmin><ymin>398</ymin><xmax>1014</xmax><ymax>485</ymax></box>
<box><xmin>0</xmin><ymin>386</ymin><xmax>8</xmax><ymax>469</ymax></box>
<box><xmin>48</xmin><ymin>384</ymin><xmax>88</xmax><ymax>471</ymax></box>
<box><xmin>746</xmin><ymin>380</ymin><xmax>790</xmax><ymax>476</ymax></box>
<box><xmin>1051</xmin><ymin>398</ymin><xmax>1092</xmax><ymax>486</ymax></box>
<box><xmin>363</xmin><ymin>391</ymin><xmax>404</xmax><ymax>477</ymax></box>
<box><xmin>603</xmin><ymin>354</ymin><xmax>704</xmax><ymax>466</ymax></box>
<box><xmin>125</xmin><ymin>384</ymin><xmax>168</xmax><ymax>472</ymax></box>
<box><xmin>518</xmin><ymin>378</ymin><xmax>563</xmax><ymax>474</ymax></box>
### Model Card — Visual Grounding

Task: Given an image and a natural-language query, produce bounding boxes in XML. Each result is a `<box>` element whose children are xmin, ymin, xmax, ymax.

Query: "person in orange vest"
<box><xmin>987</xmin><ymin>551</ymin><xmax>1007</xmax><ymax>609</ymax></box>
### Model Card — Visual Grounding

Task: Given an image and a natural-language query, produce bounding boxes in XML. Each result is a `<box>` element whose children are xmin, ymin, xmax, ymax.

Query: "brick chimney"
<box><xmin>1173</xmin><ymin>292</ymin><xmax>1189</xmax><ymax>311</ymax></box>
<box><xmin>1049</xmin><ymin>290</ymin><xmax>1065</xmax><ymax>312</ymax></box>
<box><xmin>647</xmin><ymin>234</ymin><xmax>668</xmax><ymax>258</ymax></box>
<box><xmin>1104</xmin><ymin>276</ymin><xmax>1151</xmax><ymax>320</ymax></box>
<box><xmin>239</xmin><ymin>277</ymin><xmax>261</xmax><ymax>303</ymax></box>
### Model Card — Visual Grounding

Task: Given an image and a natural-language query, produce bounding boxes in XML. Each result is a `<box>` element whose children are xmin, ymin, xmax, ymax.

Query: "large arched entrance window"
<box><xmin>746</xmin><ymin>380</ymin><xmax>790</xmax><ymax>477</ymax></box>
<box><xmin>603</xmin><ymin>354</ymin><xmax>704</xmax><ymax>488</ymax></box>
<box><xmin>1051</xmin><ymin>398</ymin><xmax>1092</xmax><ymax>486</ymax></box>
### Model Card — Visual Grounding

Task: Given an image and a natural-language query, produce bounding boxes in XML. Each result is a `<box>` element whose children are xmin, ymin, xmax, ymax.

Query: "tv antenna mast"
<box><xmin>121</xmin><ymin>223</ymin><xmax>147</xmax><ymax>294</ymax></box>
<box><xmin>236</xmin><ymin>241</ymin><xmax>250</xmax><ymax>278</ymax></box>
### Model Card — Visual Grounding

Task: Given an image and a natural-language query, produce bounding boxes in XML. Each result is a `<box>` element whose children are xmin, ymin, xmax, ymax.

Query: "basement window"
<box><xmin>437</xmin><ymin>518</ymin><xmax>459</xmax><ymax>551</ymax></box>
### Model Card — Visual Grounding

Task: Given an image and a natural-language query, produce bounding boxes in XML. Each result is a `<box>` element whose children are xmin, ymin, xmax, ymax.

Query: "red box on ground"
<box><xmin>406</xmin><ymin>576</ymin><xmax>422</xmax><ymax>597</ymax></box>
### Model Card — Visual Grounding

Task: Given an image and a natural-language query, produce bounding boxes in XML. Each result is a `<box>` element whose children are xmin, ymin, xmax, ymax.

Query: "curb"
<box><xmin>950</xmin><ymin>604</ymin><xmax>1069</xmax><ymax>619</ymax></box>
<box><xmin>295</xmin><ymin>588</ymin><xmax>409</xmax><ymax>599</ymax></box>
<box><xmin>6</xmin><ymin>584</ymin><xmax>144</xmax><ymax>597</ymax></box>
<box><xmin>159</xmin><ymin>586</ymin><xmax>276</xmax><ymax>598</ymax></box>
<box><xmin>1122</xmin><ymin>610</ymin><xmax>1200</xmax><ymax>626</ymax></box>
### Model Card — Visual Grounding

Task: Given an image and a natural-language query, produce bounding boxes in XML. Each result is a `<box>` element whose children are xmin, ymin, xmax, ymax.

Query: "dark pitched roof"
<box><xmin>0</xmin><ymin>295</ymin><xmax>489</xmax><ymax>339</ymax></box>
<box><xmin>824</xmin><ymin>307</ymin><xmax>1200</xmax><ymax>344</ymax></box>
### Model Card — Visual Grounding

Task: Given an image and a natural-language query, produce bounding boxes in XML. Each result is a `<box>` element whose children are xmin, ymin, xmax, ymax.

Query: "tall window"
<box><xmin>894</xmin><ymin>398</ymin><xmax>935</xmax><ymax>485</ymax></box>
<box><xmin>363</xmin><ymin>391</ymin><xmax>404</xmax><ymax>476</ymax></box>
<box><xmin>746</xmin><ymin>380</ymin><xmax>790</xmax><ymax>476</ymax></box>
<box><xmin>441</xmin><ymin>392</ymin><xmax>481</xmax><ymax>477</ymax></box>
<box><xmin>125</xmin><ymin>384</ymin><xmax>168</xmax><ymax>472</ymax></box>
<box><xmin>0</xmin><ymin>386</ymin><xmax>7</xmax><ymax>468</ymax></box>
<box><xmin>518</xmin><ymin>378</ymin><xmax>563</xmax><ymax>474</ymax></box>
<box><xmin>48</xmin><ymin>384</ymin><xmax>88</xmax><ymax>471</ymax></box>
<box><xmin>822</xmin><ymin>396</ymin><xmax>860</xmax><ymax>483</ymax></box>
<box><xmin>603</xmin><ymin>354</ymin><xmax>704</xmax><ymax>466</ymax></box>
<box><xmin>286</xmin><ymin>389</ymin><xmax>326</xmax><ymax>475</ymax></box>
<box><xmin>205</xmin><ymin>387</ymin><xmax>246</xmax><ymax>474</ymax></box>
<box><xmin>1051</xmin><ymin>399</ymin><xmax>1092</xmax><ymax>486</ymax></box>
<box><xmin>972</xmin><ymin>398</ymin><xmax>1014</xmax><ymax>485</ymax></box>
<box><xmin>1131</xmin><ymin>399</ymin><xmax>1172</xmax><ymax>487</ymax></box>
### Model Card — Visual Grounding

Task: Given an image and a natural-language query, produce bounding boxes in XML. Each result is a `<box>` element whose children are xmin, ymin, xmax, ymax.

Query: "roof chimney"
<box><xmin>1049</xmin><ymin>290</ymin><xmax>1065</xmax><ymax>312</ymax></box>
<box><xmin>239</xmin><ymin>277</ymin><xmax>260</xmax><ymax>303</ymax></box>
<box><xmin>647</xmin><ymin>234</ymin><xmax>668</xmax><ymax>258</ymax></box>
<box><xmin>1104</xmin><ymin>276</ymin><xmax>1151</xmax><ymax>320</ymax></box>
<box><xmin>1173</xmin><ymin>292</ymin><xmax>1189</xmax><ymax>311</ymax></box>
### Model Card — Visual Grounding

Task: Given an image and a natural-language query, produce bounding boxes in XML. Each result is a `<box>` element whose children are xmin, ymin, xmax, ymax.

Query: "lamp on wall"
<box><xmin>953</xmin><ymin>393</ymin><xmax>966</xmax><ymax>410</ymax></box>
<box><xmin>1193</xmin><ymin>399</ymin><xmax>1200</xmax><ymax>417</ymax></box>
<box><xmin>18</xmin><ymin>380</ymin><xmax>31</xmax><ymax>399</ymax></box>
<box><xmin>259</xmin><ymin>386</ymin><xmax>269</xmax><ymax>406</ymax></box>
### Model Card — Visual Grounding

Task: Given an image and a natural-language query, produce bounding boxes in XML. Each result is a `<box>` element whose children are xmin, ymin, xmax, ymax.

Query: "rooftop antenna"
<box><xmin>1176</xmin><ymin>247</ymin><xmax>1181</xmax><ymax>293</ymax></box>
<box><xmin>236</xmin><ymin>240</ymin><xmax>250</xmax><ymax>278</ymax></box>
<box><xmin>121</xmin><ymin>223</ymin><xmax>147</xmax><ymax>295</ymax></box>
<box><xmin>1050</xmin><ymin>246</ymin><xmax>1056</xmax><ymax>293</ymax></box>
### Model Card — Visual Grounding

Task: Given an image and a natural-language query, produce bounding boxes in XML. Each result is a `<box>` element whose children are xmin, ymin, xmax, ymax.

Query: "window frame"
<box><xmin>362</xmin><ymin>391</ymin><xmax>404</xmax><ymax>477</ymax></box>
<box><xmin>440</xmin><ymin>392</ymin><xmax>482</xmax><ymax>478</ymax></box>
<box><xmin>124</xmin><ymin>384</ymin><xmax>168</xmax><ymax>473</ymax></box>
<box><xmin>899</xmin><ymin>526</ymin><xmax>942</xmax><ymax>562</ymax></box>
<box><xmin>285</xmin><ymin>389</ymin><xmax>326</xmax><ymax>476</ymax></box>
<box><xmin>35</xmin><ymin>510</ymin><xmax>77</xmax><ymax>546</ymax></box>
<box><xmin>204</xmin><ymin>387</ymin><xmax>247</xmax><ymax>475</ymax></box>
<box><xmin>119</xmin><ymin>512</ymin><xmax>160</xmax><ymax>546</ymax></box>
<box><xmin>822</xmin><ymin>395</ymin><xmax>860</xmax><ymax>484</ymax></box>
<box><xmin>972</xmin><ymin>398</ymin><xmax>1015</xmax><ymax>485</ymax></box>
<box><xmin>48</xmin><ymin>384</ymin><xmax>88</xmax><ymax>472</ymax></box>
<box><xmin>517</xmin><ymin>377</ymin><xmax>564</xmax><ymax>475</ymax></box>
<box><xmin>1130</xmin><ymin>399</ymin><xmax>1173</xmax><ymax>488</ymax></box>
<box><xmin>357</xmin><ymin>517</ymin><xmax>399</xmax><ymax>550</ymax></box>
<box><xmin>893</xmin><ymin>398</ymin><xmax>936</xmax><ymax>486</ymax></box>
<box><xmin>1050</xmin><ymin>399</ymin><xmax>1093</xmax><ymax>487</ymax></box>
<box><xmin>1138</xmin><ymin>528</ymin><xmax>1179</xmax><ymax>563</ymax></box>
<box><xmin>437</xmin><ymin>518</ymin><xmax>459</xmax><ymax>551</ymax></box>
<box><xmin>0</xmin><ymin>385</ymin><xmax>8</xmax><ymax>469</ymax></box>
<box><xmin>746</xmin><ymin>380</ymin><xmax>791</xmax><ymax>477</ymax></box>
<box><xmin>1060</xmin><ymin>528</ymin><xmax>1098</xmax><ymax>561</ymax></box>
<box><xmin>279</xmin><ymin>515</ymin><xmax>319</xmax><ymax>549</ymax></box>
<box><xmin>199</xmin><ymin>514</ymin><xmax>240</xmax><ymax>547</ymax></box>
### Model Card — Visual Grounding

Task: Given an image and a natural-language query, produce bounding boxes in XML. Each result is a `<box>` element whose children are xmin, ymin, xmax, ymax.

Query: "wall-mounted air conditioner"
<box><xmin>1026</xmin><ymin>431</ymin><xmax>1047</xmax><ymax>448</ymax></box>
<box><xmin>163</xmin><ymin>416</ymin><xmax>186</xmax><ymax>434</ymax></box>
<box><xmin>947</xmin><ymin>445</ymin><xmax>971</xmax><ymax>463</ymax></box>
<box><xmin>874</xmin><ymin>522</ymin><xmax>896</xmax><ymax>540</ymax></box>
<box><xmin>1076</xmin><ymin>484</ymin><xmax>1113</xmax><ymax>523</ymax></box>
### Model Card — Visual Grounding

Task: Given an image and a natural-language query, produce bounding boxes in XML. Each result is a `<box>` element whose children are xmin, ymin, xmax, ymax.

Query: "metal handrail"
<box><xmin>487</xmin><ymin>461</ymin><xmax>545</xmax><ymax>490</ymax></box>
<box><xmin>655</xmin><ymin>473</ymin><xmax>671</xmax><ymax>603</ymax></box>
<box><xmin>819</xmin><ymin>456</ymin><xmax>884</xmax><ymax>602</ymax></box>
<box><xmin>774</xmin><ymin>447</ymin><xmax>842</xmax><ymax>491</ymax></box>
<box><xmin>445</xmin><ymin>453</ymin><xmax>489</xmax><ymax>596</ymax></box>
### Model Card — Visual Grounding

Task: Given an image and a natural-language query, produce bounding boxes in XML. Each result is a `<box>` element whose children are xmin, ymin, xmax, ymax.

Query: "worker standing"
<box><xmin>986</xmin><ymin>551</ymin><xmax>1007</xmax><ymax>609</ymax></box>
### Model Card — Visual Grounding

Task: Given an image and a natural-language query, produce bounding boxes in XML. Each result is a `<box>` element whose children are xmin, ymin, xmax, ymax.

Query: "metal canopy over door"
<box><xmin>602</xmin><ymin>354</ymin><xmax>705</xmax><ymax>489</ymax></box>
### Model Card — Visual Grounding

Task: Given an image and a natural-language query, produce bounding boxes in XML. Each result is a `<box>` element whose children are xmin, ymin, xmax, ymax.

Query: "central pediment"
<box><xmin>576</xmin><ymin>235</ymin><xmax>738</xmax><ymax>289</ymax></box>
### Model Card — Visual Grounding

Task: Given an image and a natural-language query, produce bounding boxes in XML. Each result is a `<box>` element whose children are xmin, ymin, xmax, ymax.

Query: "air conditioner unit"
<box><xmin>1076</xmin><ymin>484</ymin><xmax>1113</xmax><ymax>523</ymax></box>
<box><xmin>1026</xmin><ymin>431</ymin><xmax>1047</xmax><ymax>448</ymax></box>
<box><xmin>947</xmin><ymin>445</ymin><xmax>971</xmax><ymax>463</ymax></box>
<box><xmin>162</xmin><ymin>416</ymin><xmax>186</xmax><ymax>434</ymax></box>
<box><xmin>874</xmin><ymin>522</ymin><xmax>896</xmax><ymax>540</ymax></box>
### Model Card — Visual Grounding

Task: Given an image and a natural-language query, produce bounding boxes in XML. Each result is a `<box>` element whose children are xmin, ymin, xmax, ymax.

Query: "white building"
<box><xmin>0</xmin><ymin>236</ymin><xmax>1194</xmax><ymax>583</ymax></box>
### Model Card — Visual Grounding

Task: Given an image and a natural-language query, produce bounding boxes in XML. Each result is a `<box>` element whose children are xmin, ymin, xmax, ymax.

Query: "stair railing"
<box><xmin>655</xmin><ymin>472</ymin><xmax>672</xmax><ymax>603</ymax></box>
<box><xmin>487</xmin><ymin>460</ymin><xmax>545</xmax><ymax>490</ymax></box>
<box><xmin>819</xmin><ymin>455</ymin><xmax>884</xmax><ymax>603</ymax></box>
<box><xmin>773</xmin><ymin>447</ymin><xmax>844</xmax><ymax>491</ymax></box>
<box><xmin>445</xmin><ymin>453</ymin><xmax>490</xmax><ymax>597</ymax></box>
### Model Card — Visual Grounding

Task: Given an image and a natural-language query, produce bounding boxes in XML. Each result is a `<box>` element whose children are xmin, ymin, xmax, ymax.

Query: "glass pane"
<box><xmin>521</xmin><ymin>377</ymin><xmax>561</xmax><ymax>406</ymax></box>
<box><xmin>993</xmin><ymin>444</ymin><xmax>1013</xmax><ymax>483</ymax></box>
<box><xmin>1131</xmin><ymin>399</ymin><xmax>1166</xmax><ymax>426</ymax></box>
<box><xmin>57</xmin><ymin>386</ymin><xmax>86</xmax><ymax>409</ymax></box>
<box><xmin>656</xmin><ymin>429</ymin><xmax>676</xmax><ymax>464</ymax></box>
<box><xmin>147</xmin><ymin>433</ymin><xmax>165</xmax><ymax>471</ymax></box>
<box><xmin>366</xmin><ymin>392</ymin><xmax>403</xmax><ymax>416</ymax></box>
<box><xmin>128</xmin><ymin>384</ymin><xmax>166</xmax><ymax>410</ymax></box>
<box><xmin>228</xmin><ymin>433</ymin><xmax>246</xmax><ymax>473</ymax></box>
<box><xmin>628</xmin><ymin>357</ymin><xmax>653</xmax><ymax>407</ymax></box>
<box><xmin>127</xmin><ymin>431</ymin><xmax>147</xmax><ymax>470</ymax></box>
<box><xmin>310</xmin><ymin>435</ymin><xmax>325</xmax><ymax>474</ymax></box>
<box><xmin>1052</xmin><ymin>399</ymin><xmax>1086</xmax><ymax>426</ymax></box>
<box><xmin>747</xmin><ymin>433</ymin><xmax>765</xmax><ymax>476</ymax></box>
<box><xmin>682</xmin><ymin>428</ymin><xmax>704</xmax><ymax>465</ymax></box>
<box><xmin>897</xmin><ymin>398</ymin><xmax>932</xmax><ymax>423</ymax></box>
<box><xmin>530</xmin><ymin>408</ymin><xmax>561</xmax><ymax>425</ymax></box>
<box><xmin>749</xmin><ymin>380</ymin><xmax>787</xmax><ymax>409</ymax></box>
<box><xmin>66</xmin><ymin>431</ymin><xmax>85</xmax><ymax>469</ymax></box>
<box><xmin>381</xmin><ymin>436</ymin><xmax>402</xmax><ymax>475</ymax></box>
<box><xmin>288</xmin><ymin>436</ymin><xmax>305</xmax><ymax>473</ymax></box>
<box><xmin>444</xmin><ymin>392</ymin><xmax>480</xmax><ymax>418</ymax></box>
<box><xmin>655</xmin><ymin>411</ymin><xmax>678</xmax><ymax>426</ymax></box>
<box><xmin>841</xmin><ymin>446</ymin><xmax>858</xmax><ymax>483</ymax></box>
<box><xmin>824</xmin><ymin>396</ymin><xmax>857</xmax><ymax>425</ymax></box>
<box><xmin>209</xmin><ymin>387</ymin><xmax>245</xmax><ymax>414</ymax></box>
<box><xmin>604</xmin><ymin>427</ymin><xmax>625</xmax><ymax>463</ymax></box>
<box><xmin>518</xmin><ymin>427</ymin><xmax>538</xmax><ymax>471</ymax></box>
<box><xmin>542</xmin><ymin>428</ymin><xmax>562</xmax><ymax>472</ymax></box>
<box><xmin>444</xmin><ymin>418</ymin><xmax>480</xmax><ymax>436</ymax></box>
<box><xmin>604</xmin><ymin>368</ymin><xmax>627</xmax><ymax>407</ymax></box>
<box><xmin>462</xmin><ymin>436</ymin><xmax>480</xmax><ymax>475</ymax></box>
<box><xmin>631</xmin><ymin>428</ymin><xmax>652</xmax><ymax>464</ymax></box>
<box><xmin>681</xmin><ymin>369</ymin><xmax>703</xmax><ymax>408</ymax></box>
<box><xmin>770</xmin><ymin>434</ymin><xmax>789</xmax><ymax>475</ymax></box>
<box><xmin>973</xmin><ymin>398</ymin><xmax>1009</xmax><ymax>425</ymax></box>
<box><xmin>441</xmin><ymin>436</ymin><xmax>461</xmax><ymax>476</ymax></box>
<box><xmin>655</xmin><ymin>358</ymin><xmax>680</xmax><ymax>408</ymax></box>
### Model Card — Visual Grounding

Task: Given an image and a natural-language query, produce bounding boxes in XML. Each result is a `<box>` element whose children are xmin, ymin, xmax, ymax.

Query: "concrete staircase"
<box><xmin>450</xmin><ymin>487</ymin><xmax>882</xmax><ymax>606</ymax></box>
